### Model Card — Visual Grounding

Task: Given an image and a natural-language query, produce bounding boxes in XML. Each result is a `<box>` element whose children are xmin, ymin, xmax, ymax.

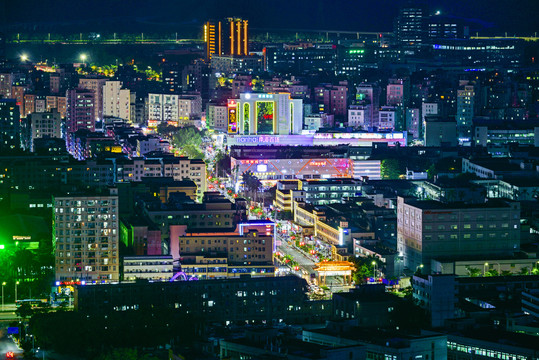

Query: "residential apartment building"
<box><xmin>147</xmin><ymin>93</ymin><xmax>202</xmax><ymax>127</ymax></box>
<box><xmin>103</xmin><ymin>80</ymin><xmax>130</xmax><ymax>121</ymax></box>
<box><xmin>66</xmin><ymin>88</ymin><xmax>95</xmax><ymax>136</ymax></box>
<box><xmin>79</xmin><ymin>77</ymin><xmax>107</xmax><ymax>122</ymax></box>
<box><xmin>29</xmin><ymin>110</ymin><xmax>62</xmax><ymax>152</ymax></box>
<box><xmin>397</xmin><ymin>196</ymin><xmax>520</xmax><ymax>272</ymax></box>
<box><xmin>53</xmin><ymin>192</ymin><xmax>120</xmax><ymax>282</ymax></box>
<box><xmin>0</xmin><ymin>99</ymin><xmax>21</xmax><ymax>150</ymax></box>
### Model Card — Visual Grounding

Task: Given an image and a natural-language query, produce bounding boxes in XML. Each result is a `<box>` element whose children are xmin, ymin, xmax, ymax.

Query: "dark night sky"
<box><xmin>3</xmin><ymin>0</ymin><xmax>539</xmax><ymax>35</ymax></box>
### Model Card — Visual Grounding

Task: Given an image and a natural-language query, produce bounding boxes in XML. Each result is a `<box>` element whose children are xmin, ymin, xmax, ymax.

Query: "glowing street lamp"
<box><xmin>1</xmin><ymin>282</ymin><xmax>5</xmax><ymax>311</ymax></box>
<box><xmin>20</xmin><ymin>54</ymin><xmax>29</xmax><ymax>62</ymax></box>
<box><xmin>15</xmin><ymin>281</ymin><xmax>19</xmax><ymax>303</ymax></box>
<box><xmin>372</xmin><ymin>261</ymin><xmax>378</xmax><ymax>279</ymax></box>
<box><xmin>80</xmin><ymin>53</ymin><xmax>88</xmax><ymax>66</ymax></box>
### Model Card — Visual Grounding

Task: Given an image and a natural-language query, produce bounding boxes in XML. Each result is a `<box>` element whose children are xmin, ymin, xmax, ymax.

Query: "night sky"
<box><xmin>3</xmin><ymin>0</ymin><xmax>539</xmax><ymax>35</ymax></box>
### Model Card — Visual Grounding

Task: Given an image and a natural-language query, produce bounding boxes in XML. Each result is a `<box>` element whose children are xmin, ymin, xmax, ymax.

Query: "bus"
<box><xmin>15</xmin><ymin>299</ymin><xmax>48</xmax><ymax>308</ymax></box>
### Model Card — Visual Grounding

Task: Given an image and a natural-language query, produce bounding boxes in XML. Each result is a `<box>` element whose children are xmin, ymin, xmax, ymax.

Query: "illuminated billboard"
<box><xmin>228</xmin><ymin>100</ymin><xmax>238</xmax><ymax>134</ymax></box>
<box><xmin>256</xmin><ymin>101</ymin><xmax>274</xmax><ymax>135</ymax></box>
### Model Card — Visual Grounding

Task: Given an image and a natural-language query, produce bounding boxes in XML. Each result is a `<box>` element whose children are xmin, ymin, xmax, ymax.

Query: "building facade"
<box><xmin>397</xmin><ymin>197</ymin><xmax>520</xmax><ymax>272</ymax></box>
<box><xmin>228</xmin><ymin>93</ymin><xmax>303</xmax><ymax>135</ymax></box>
<box><xmin>54</xmin><ymin>193</ymin><xmax>120</xmax><ymax>282</ymax></box>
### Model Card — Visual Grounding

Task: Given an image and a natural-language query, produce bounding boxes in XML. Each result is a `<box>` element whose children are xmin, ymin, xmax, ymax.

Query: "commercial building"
<box><xmin>397</xmin><ymin>196</ymin><xmax>520</xmax><ymax>272</ymax></box>
<box><xmin>53</xmin><ymin>191</ymin><xmax>120</xmax><ymax>282</ymax></box>
<box><xmin>122</xmin><ymin>255</ymin><xmax>174</xmax><ymax>281</ymax></box>
<box><xmin>302</xmin><ymin>179</ymin><xmax>363</xmax><ymax>205</ymax></box>
<box><xmin>204</xmin><ymin>17</ymin><xmax>248</xmax><ymax>60</ymax></box>
<box><xmin>394</xmin><ymin>5</ymin><xmax>427</xmax><ymax>47</ymax></box>
<box><xmin>0</xmin><ymin>99</ymin><xmax>21</xmax><ymax>150</ymax></box>
<box><xmin>173</xmin><ymin>222</ymin><xmax>274</xmax><ymax>279</ymax></box>
<box><xmin>228</xmin><ymin>93</ymin><xmax>303</xmax><ymax>135</ymax></box>
<box><xmin>226</xmin><ymin>132</ymin><xmax>407</xmax><ymax>147</ymax></box>
<box><xmin>474</xmin><ymin>121</ymin><xmax>539</xmax><ymax>147</ymax></box>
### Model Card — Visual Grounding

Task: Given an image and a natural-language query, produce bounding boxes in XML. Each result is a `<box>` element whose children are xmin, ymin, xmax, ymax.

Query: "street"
<box><xmin>277</xmin><ymin>233</ymin><xmax>353</xmax><ymax>293</ymax></box>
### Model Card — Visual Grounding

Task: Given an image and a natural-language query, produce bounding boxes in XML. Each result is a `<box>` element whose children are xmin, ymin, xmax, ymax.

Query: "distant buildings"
<box><xmin>204</xmin><ymin>17</ymin><xmax>249</xmax><ymax>60</ymax></box>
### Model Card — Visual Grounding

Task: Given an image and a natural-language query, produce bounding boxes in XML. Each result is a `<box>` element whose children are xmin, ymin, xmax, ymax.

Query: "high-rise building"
<box><xmin>162</xmin><ymin>63</ymin><xmax>183</xmax><ymax>94</ymax></box>
<box><xmin>395</xmin><ymin>5</ymin><xmax>427</xmax><ymax>47</ymax></box>
<box><xmin>0</xmin><ymin>99</ymin><xmax>21</xmax><ymax>150</ymax></box>
<box><xmin>204</xmin><ymin>17</ymin><xmax>249</xmax><ymax>60</ymax></box>
<box><xmin>457</xmin><ymin>82</ymin><xmax>475</xmax><ymax>143</ymax></box>
<box><xmin>397</xmin><ymin>196</ymin><xmax>520</xmax><ymax>273</ymax></box>
<box><xmin>229</xmin><ymin>93</ymin><xmax>303</xmax><ymax>135</ymax></box>
<box><xmin>103</xmin><ymin>81</ymin><xmax>130</xmax><ymax>121</ymax></box>
<box><xmin>406</xmin><ymin>108</ymin><xmax>420</xmax><ymax>139</ymax></box>
<box><xmin>79</xmin><ymin>77</ymin><xmax>107</xmax><ymax>122</ymax></box>
<box><xmin>53</xmin><ymin>191</ymin><xmax>120</xmax><ymax>282</ymax></box>
<box><xmin>66</xmin><ymin>88</ymin><xmax>95</xmax><ymax>139</ymax></box>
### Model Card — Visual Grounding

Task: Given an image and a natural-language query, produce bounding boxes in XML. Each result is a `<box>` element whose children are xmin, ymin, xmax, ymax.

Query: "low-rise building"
<box><xmin>123</xmin><ymin>255</ymin><xmax>174</xmax><ymax>281</ymax></box>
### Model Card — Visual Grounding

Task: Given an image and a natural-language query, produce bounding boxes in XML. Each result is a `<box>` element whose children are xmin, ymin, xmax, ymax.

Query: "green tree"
<box><xmin>171</xmin><ymin>126</ymin><xmax>206</xmax><ymax>159</ymax></box>
<box><xmin>242</xmin><ymin>171</ymin><xmax>261</xmax><ymax>202</ymax></box>
<box><xmin>381</xmin><ymin>159</ymin><xmax>403</xmax><ymax>179</ymax></box>
<box><xmin>16</xmin><ymin>303</ymin><xmax>33</xmax><ymax>319</ymax></box>
<box><xmin>465</xmin><ymin>266</ymin><xmax>481</xmax><ymax>277</ymax></box>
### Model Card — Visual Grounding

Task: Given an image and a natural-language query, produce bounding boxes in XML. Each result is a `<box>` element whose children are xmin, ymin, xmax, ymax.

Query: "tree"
<box><xmin>349</xmin><ymin>255</ymin><xmax>380</xmax><ymax>284</ymax></box>
<box><xmin>242</xmin><ymin>171</ymin><xmax>262</xmax><ymax>202</ymax></box>
<box><xmin>519</xmin><ymin>267</ymin><xmax>530</xmax><ymax>275</ymax></box>
<box><xmin>171</xmin><ymin>126</ymin><xmax>206</xmax><ymax>159</ymax></box>
<box><xmin>465</xmin><ymin>266</ymin><xmax>481</xmax><ymax>277</ymax></box>
<box><xmin>16</xmin><ymin>303</ymin><xmax>33</xmax><ymax>319</ymax></box>
<box><xmin>381</xmin><ymin>159</ymin><xmax>403</xmax><ymax>179</ymax></box>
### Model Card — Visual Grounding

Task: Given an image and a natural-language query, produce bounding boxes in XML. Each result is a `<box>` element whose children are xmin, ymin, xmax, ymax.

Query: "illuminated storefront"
<box><xmin>226</xmin><ymin>132</ymin><xmax>407</xmax><ymax>147</ymax></box>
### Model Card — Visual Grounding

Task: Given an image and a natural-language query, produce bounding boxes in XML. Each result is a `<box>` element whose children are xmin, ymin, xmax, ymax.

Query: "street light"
<box><xmin>1</xmin><ymin>282</ymin><xmax>5</xmax><ymax>311</ymax></box>
<box><xmin>20</xmin><ymin>54</ymin><xmax>28</xmax><ymax>62</ymax></box>
<box><xmin>372</xmin><ymin>261</ymin><xmax>378</xmax><ymax>280</ymax></box>
<box><xmin>484</xmin><ymin>262</ymin><xmax>489</xmax><ymax>276</ymax></box>
<box><xmin>80</xmin><ymin>53</ymin><xmax>87</xmax><ymax>66</ymax></box>
<box><xmin>15</xmin><ymin>281</ymin><xmax>19</xmax><ymax>303</ymax></box>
